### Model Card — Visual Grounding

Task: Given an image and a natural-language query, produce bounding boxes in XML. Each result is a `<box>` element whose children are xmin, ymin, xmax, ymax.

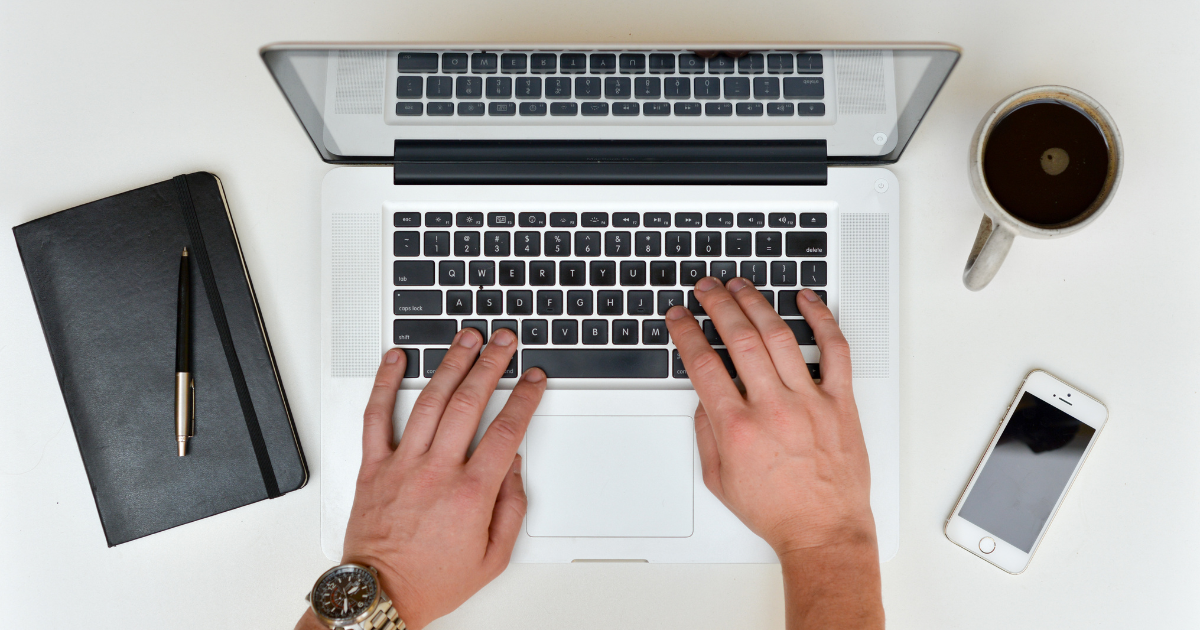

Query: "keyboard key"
<box><xmin>524</xmin><ymin>349</ymin><xmax>669</xmax><ymax>378</ymax></box>
<box><xmin>629</xmin><ymin>291</ymin><xmax>654</xmax><ymax>315</ymax></box>
<box><xmin>767</xmin><ymin>102</ymin><xmax>794</xmax><ymax>116</ymax></box>
<box><xmin>675</xmin><ymin>212</ymin><xmax>702</xmax><ymax>228</ymax></box>
<box><xmin>702</xmin><ymin>319</ymin><xmax>724</xmax><ymax>346</ymax></box>
<box><xmin>507</xmin><ymin>290</ymin><xmax>533</xmax><ymax>315</ymax></box>
<box><xmin>674</xmin><ymin>102</ymin><xmax>701</xmax><ymax>116</ymax></box>
<box><xmin>769</xmin><ymin>212</ymin><xmax>797</xmax><ymax>228</ymax></box>
<box><xmin>442</xmin><ymin>52</ymin><xmax>469</xmax><ymax>73</ymax></box>
<box><xmin>394</xmin><ymin>231</ymin><xmax>420</xmax><ymax>256</ymax></box>
<box><xmin>723</xmin><ymin>77</ymin><xmax>750</xmax><ymax>98</ymax></box>
<box><xmin>726</xmin><ymin>231</ymin><xmax>752</xmax><ymax>256</ymax></box>
<box><xmin>552</xmin><ymin>319</ymin><xmax>578</xmax><ymax>344</ymax></box>
<box><xmin>550</xmin><ymin>212</ymin><xmax>577</xmax><ymax>227</ymax></box>
<box><xmin>799</xmin><ymin>212</ymin><xmax>827</xmax><ymax>228</ymax></box>
<box><xmin>456</xmin><ymin>76</ymin><xmax>483</xmax><ymax>98</ymax></box>
<box><xmin>672</xmin><ymin>350</ymin><xmax>688</xmax><ymax>379</ymax></box>
<box><xmin>706</xmin><ymin>212</ymin><xmax>733</xmax><ymax>228</ymax></box>
<box><xmin>440</xmin><ymin>260</ymin><xmax>464</xmax><ymax>286</ymax></box>
<box><xmin>397</xmin><ymin>52</ymin><xmax>438</xmax><ymax>72</ymax></box>
<box><xmin>576</xmin><ymin>231</ymin><xmax>602</xmax><ymax>256</ymax></box>
<box><xmin>783</xmin><ymin>77</ymin><xmax>824</xmax><ymax>99</ymax></box>
<box><xmin>738</xmin><ymin>54</ymin><xmax>765</xmax><ymax>74</ymax></box>
<box><xmin>567</xmin><ymin>290</ymin><xmax>593</xmax><ymax>315</ymax></box>
<box><xmin>657</xmin><ymin>290</ymin><xmax>685</xmax><ymax>315</ymax></box>
<box><xmin>708</xmin><ymin>54</ymin><xmax>736</xmax><ymax>73</ymax></box>
<box><xmin>771</xmin><ymin>261</ymin><xmax>797</xmax><ymax>286</ymax></box>
<box><xmin>759</xmin><ymin>289</ymin><xmax>774</xmax><ymax>306</ymax></box>
<box><xmin>396</xmin><ymin>76</ymin><xmax>422</xmax><ymax>98</ymax></box>
<box><xmin>427</xmin><ymin>76</ymin><xmax>453</xmax><ymax>98</ymax></box>
<box><xmin>484</xmin><ymin>231</ymin><xmax>511</xmax><ymax>256</ymax></box>
<box><xmin>737</xmin><ymin>212</ymin><xmax>765</xmax><ymax>228</ymax></box>
<box><xmin>576</xmin><ymin>76</ymin><xmax>602</xmax><ymax>98</ymax></box>
<box><xmin>470</xmin><ymin>261</ymin><xmax>495</xmax><ymax>286</ymax></box>
<box><xmin>784</xmin><ymin>319</ymin><xmax>816</xmax><ymax>345</ymax></box>
<box><xmin>537</xmin><ymin>289</ymin><xmax>563</xmax><ymax>315</ymax></box>
<box><xmin>457</xmin><ymin>212</ymin><xmax>484</xmax><ymax>227</ymax></box>
<box><xmin>492</xmin><ymin>319</ymin><xmax>518</xmax><ymax>342</ymax></box>
<box><xmin>680</xmin><ymin>261</ymin><xmax>706</xmax><ymax>285</ymax></box>
<box><xmin>560</xmin><ymin>53</ymin><xmax>587</xmax><ymax>73</ymax></box>
<box><xmin>531</xmin><ymin>53</ymin><xmax>557</xmax><ymax>73</ymax></box>
<box><xmin>694</xmin><ymin>77</ymin><xmax>720</xmax><ymax>99</ymax></box>
<box><xmin>426</xmin><ymin>212</ymin><xmax>453</xmax><ymax>227</ymax></box>
<box><xmin>457</xmin><ymin>102</ymin><xmax>484</xmax><ymax>116</ymax></box>
<box><xmin>665</xmin><ymin>232</ymin><xmax>691</xmax><ymax>257</ymax></box>
<box><xmin>597</xmin><ymin>290</ymin><xmax>623</xmax><ymax>315</ymax></box>
<box><xmin>798</xmin><ymin>102</ymin><xmax>826</xmax><ymax>116</ymax></box>
<box><xmin>710</xmin><ymin>261</ymin><xmax>736</xmax><ymax>281</ymax></box>
<box><xmin>643</xmin><ymin>319</ymin><xmax>670</xmax><ymax>344</ymax></box>
<box><xmin>462</xmin><ymin>319</ymin><xmax>488</xmax><ymax>341</ymax></box>
<box><xmin>515</xmin><ymin>77</ymin><xmax>542</xmax><ymax>99</ymax></box>
<box><xmin>423</xmin><ymin>231</ymin><xmax>450</xmax><ymax>256</ymax></box>
<box><xmin>530</xmin><ymin>261</ymin><xmax>556</xmax><ymax>285</ymax></box>
<box><xmin>515</xmin><ymin>231</ymin><xmax>541</xmax><ymax>256</ymax></box>
<box><xmin>581</xmin><ymin>320</ymin><xmax>608</xmax><ymax>344</ymax></box>
<box><xmin>499</xmin><ymin>260</ymin><xmax>524</xmax><ymax>285</ymax></box>
<box><xmin>605</xmin><ymin>231</ymin><xmax>632</xmax><ymax>257</ymax></box>
<box><xmin>394</xmin><ymin>212</ymin><xmax>421</xmax><ymax>228</ymax></box>
<box><xmin>545</xmin><ymin>77</ymin><xmax>572</xmax><ymax>99</ymax></box>
<box><xmin>740</xmin><ymin>261</ymin><xmax>767</xmax><ymax>286</ymax></box>
<box><xmin>650</xmin><ymin>261</ymin><xmax>676</xmax><ymax>285</ymax></box>
<box><xmin>801</xmin><ymin>261</ymin><xmax>827</xmax><ymax>286</ymax></box>
<box><xmin>445</xmin><ymin>290</ymin><xmax>472</xmax><ymax>315</ymax></box>
<box><xmin>767</xmin><ymin>53</ymin><xmax>794</xmax><ymax>74</ymax></box>
<box><xmin>786</xmin><ymin>232</ymin><xmax>828</xmax><ymax>257</ymax></box>
<box><xmin>501</xmin><ymin>53</ymin><xmax>527</xmax><ymax>73</ymax></box>
<box><xmin>486</xmin><ymin>77</ymin><xmax>512</xmax><ymax>98</ymax></box>
<box><xmin>581</xmin><ymin>212</ymin><xmax>609</xmax><ymax>227</ymax></box>
<box><xmin>590</xmin><ymin>260</ymin><xmax>615</xmax><ymax>285</ymax></box>
<box><xmin>471</xmin><ymin>52</ymin><xmax>498</xmax><ymax>73</ymax></box>
<box><xmin>394</xmin><ymin>319</ymin><xmax>456</xmax><ymax>345</ymax></box>
<box><xmin>518</xmin><ymin>212</ymin><xmax>546</xmax><ymax>227</ymax></box>
<box><xmin>736</xmin><ymin>102</ymin><xmax>763</xmax><ymax>116</ymax></box>
<box><xmin>635</xmin><ymin>77</ymin><xmax>662</xmax><ymax>99</ymax></box>
<box><xmin>395</xmin><ymin>102</ymin><xmax>423</xmax><ymax>116</ymax></box>
<box><xmin>582</xmin><ymin>102</ymin><xmax>609</xmax><ymax>116</ymax></box>
<box><xmin>607</xmin><ymin>212</ymin><xmax>636</xmax><ymax>228</ymax></box>
<box><xmin>796</xmin><ymin>53</ymin><xmax>823</xmax><ymax>73</ymax></box>
<box><xmin>427</xmin><ymin>102</ymin><xmax>454</xmax><ymax>116</ymax></box>
<box><xmin>488</xmin><ymin>212</ymin><xmax>516</xmax><ymax>227</ymax></box>
<box><xmin>560</xmin><ymin>261</ymin><xmax>586</xmax><ymax>285</ymax></box>
<box><xmin>705</xmin><ymin>102</ymin><xmax>732</xmax><ymax>116</ymax></box>
<box><xmin>635</xmin><ymin>231</ymin><xmax>661</xmax><ymax>256</ymax></box>
<box><xmin>753</xmin><ymin>76</ymin><xmax>780</xmax><ymax>99</ymax></box>
<box><xmin>590</xmin><ymin>53</ymin><xmax>617</xmax><ymax>73</ymax></box>
<box><xmin>649</xmin><ymin>53</ymin><xmax>676</xmax><ymax>73</ymax></box>
<box><xmin>679</xmin><ymin>53</ymin><xmax>706</xmax><ymax>73</ymax></box>
<box><xmin>620</xmin><ymin>261</ymin><xmax>646</xmax><ymax>286</ymax></box>
<box><xmin>454</xmin><ymin>231</ymin><xmax>480</xmax><ymax>256</ymax></box>
<box><xmin>696</xmin><ymin>232</ymin><xmax>722</xmax><ymax>256</ymax></box>
<box><xmin>477</xmin><ymin>290</ymin><xmax>503</xmax><ymax>314</ymax></box>
<box><xmin>613</xmin><ymin>319</ymin><xmax>639</xmax><ymax>344</ymax></box>
<box><xmin>664</xmin><ymin>77</ymin><xmax>690</xmax><ymax>99</ymax></box>
<box><xmin>489</xmin><ymin>101</ymin><xmax>516</xmax><ymax>116</ymax></box>
<box><xmin>686</xmin><ymin>290</ymin><xmax>706</xmax><ymax>315</ymax></box>
<box><xmin>396</xmin><ymin>348</ymin><xmax>419</xmax><ymax>378</ymax></box>
<box><xmin>422</xmin><ymin>349</ymin><xmax>447</xmax><ymax>378</ymax></box>
<box><xmin>394</xmin><ymin>290</ymin><xmax>441</xmax><ymax>315</ymax></box>
<box><xmin>756</xmin><ymin>231</ymin><xmax>782</xmax><ymax>257</ymax></box>
<box><xmin>544</xmin><ymin>231</ymin><xmax>571</xmax><ymax>256</ymax></box>
<box><xmin>638</xmin><ymin>102</ymin><xmax>665</xmax><ymax>115</ymax></box>
<box><xmin>613</xmin><ymin>102</ymin><xmax>639</xmax><ymax>116</ymax></box>
<box><xmin>619</xmin><ymin>53</ymin><xmax>646</xmax><ymax>73</ymax></box>
<box><xmin>522</xmin><ymin>319</ymin><xmax>548</xmax><ymax>344</ymax></box>
<box><xmin>605</xmin><ymin>77</ymin><xmax>631</xmax><ymax>99</ymax></box>
<box><xmin>645</xmin><ymin>212</ymin><xmax>671</xmax><ymax>227</ymax></box>
<box><xmin>550</xmin><ymin>102</ymin><xmax>578</xmax><ymax>116</ymax></box>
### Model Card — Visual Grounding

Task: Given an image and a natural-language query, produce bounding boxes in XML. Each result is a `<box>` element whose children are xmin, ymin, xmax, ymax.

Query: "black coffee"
<box><xmin>982</xmin><ymin>101</ymin><xmax>1110</xmax><ymax>226</ymax></box>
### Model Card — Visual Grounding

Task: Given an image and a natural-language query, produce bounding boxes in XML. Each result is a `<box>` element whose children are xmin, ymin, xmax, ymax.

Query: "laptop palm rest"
<box><xmin>525</xmin><ymin>415</ymin><xmax>694</xmax><ymax>538</ymax></box>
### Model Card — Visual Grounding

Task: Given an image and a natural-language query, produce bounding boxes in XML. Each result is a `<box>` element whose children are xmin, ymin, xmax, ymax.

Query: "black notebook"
<box><xmin>13</xmin><ymin>172</ymin><xmax>307</xmax><ymax>546</ymax></box>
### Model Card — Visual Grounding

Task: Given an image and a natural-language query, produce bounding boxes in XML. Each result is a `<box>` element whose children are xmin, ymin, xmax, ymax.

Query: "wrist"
<box><xmin>340</xmin><ymin>556</ymin><xmax>428</xmax><ymax>630</ymax></box>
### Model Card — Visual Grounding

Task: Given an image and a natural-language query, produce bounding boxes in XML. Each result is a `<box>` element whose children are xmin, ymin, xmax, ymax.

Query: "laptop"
<box><xmin>262</xmin><ymin>43</ymin><xmax>958</xmax><ymax>563</ymax></box>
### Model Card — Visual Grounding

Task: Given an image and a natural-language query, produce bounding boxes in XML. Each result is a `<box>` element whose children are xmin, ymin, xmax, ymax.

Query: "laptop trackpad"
<box><xmin>526</xmin><ymin>415</ymin><xmax>693</xmax><ymax>538</ymax></box>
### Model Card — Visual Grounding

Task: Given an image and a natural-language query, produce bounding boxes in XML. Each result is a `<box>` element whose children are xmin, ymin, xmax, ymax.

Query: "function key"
<box><xmin>442</xmin><ymin>52</ymin><xmax>468</xmax><ymax>73</ymax></box>
<box><xmin>674</xmin><ymin>102</ymin><xmax>702</xmax><ymax>116</ymax></box>
<box><xmin>706</xmin><ymin>212</ymin><xmax>734</xmax><ymax>228</ymax></box>
<box><xmin>796</xmin><ymin>53</ymin><xmax>823</xmax><ymax>73</ymax></box>
<box><xmin>550</xmin><ymin>212</ymin><xmax>578</xmax><ymax>227</ymax></box>
<box><xmin>679</xmin><ymin>54</ymin><xmax>706</xmax><ymax>73</ymax></box>
<box><xmin>471</xmin><ymin>52</ymin><xmax>498</xmax><ymax>73</ymax></box>
<box><xmin>767</xmin><ymin>53</ymin><xmax>794</xmax><ymax>74</ymax></box>
<box><xmin>550</xmin><ymin>102</ymin><xmax>578</xmax><ymax>116</ymax></box>
<box><xmin>426</xmin><ymin>212</ymin><xmax>453</xmax><ymax>227</ymax></box>
<box><xmin>560</xmin><ymin>53</ymin><xmax>587</xmax><ymax>73</ymax></box>
<box><xmin>649</xmin><ymin>53</ymin><xmax>676</xmax><ymax>73</ymax></box>
<box><xmin>798</xmin><ymin>102</ymin><xmax>826</xmax><ymax>116</ymax></box>
<box><xmin>613</xmin><ymin>212</ymin><xmax>640</xmax><ymax>227</ymax></box>
<box><xmin>644</xmin><ymin>102</ymin><xmax>671</xmax><ymax>116</ymax></box>
<box><xmin>768</xmin><ymin>212</ymin><xmax>797</xmax><ymax>228</ymax></box>
<box><xmin>707</xmin><ymin>55</ymin><xmax>736</xmax><ymax>73</ymax></box>
<box><xmin>799</xmin><ymin>212</ymin><xmax>827</xmax><ymax>228</ymax></box>
<box><xmin>737</xmin><ymin>54</ymin><xmax>764</xmax><ymax>74</ymax></box>
<box><xmin>675</xmin><ymin>212</ymin><xmax>703</xmax><ymax>227</ymax></box>
<box><xmin>501</xmin><ymin>53</ymin><xmax>527</xmax><ymax>73</ymax></box>
<box><xmin>767</xmin><ymin>102</ymin><xmax>795</xmax><ymax>116</ymax></box>
<box><xmin>590</xmin><ymin>53</ymin><xmax>617</xmax><ymax>73</ymax></box>
<box><xmin>519</xmin><ymin>212</ymin><xmax>547</xmax><ymax>227</ymax></box>
<box><xmin>394</xmin><ymin>212</ymin><xmax>421</xmax><ymax>227</ymax></box>
<box><xmin>530</xmin><ymin>53</ymin><xmax>557</xmax><ymax>73</ymax></box>
<box><xmin>736</xmin><ymin>102</ymin><xmax>763</xmax><ymax>116</ymax></box>
<box><xmin>457</xmin><ymin>212</ymin><xmax>484</xmax><ymax>227</ymax></box>
<box><xmin>581</xmin><ymin>102</ymin><xmax>609</xmax><ymax>116</ymax></box>
<box><xmin>619</xmin><ymin>53</ymin><xmax>646</xmax><ymax>74</ymax></box>
<box><xmin>488</xmin><ymin>212</ymin><xmax>516</xmax><ymax>227</ymax></box>
<box><xmin>644</xmin><ymin>212</ymin><xmax>671</xmax><ymax>227</ymax></box>
<box><xmin>428</xmin><ymin>102</ymin><xmax>454</xmax><ymax>116</ymax></box>
<box><xmin>397</xmin><ymin>52</ymin><xmax>438</xmax><ymax>72</ymax></box>
<box><xmin>736</xmin><ymin>212</ymin><xmax>765</xmax><ymax>228</ymax></box>
<box><xmin>581</xmin><ymin>212</ymin><xmax>609</xmax><ymax>227</ymax></box>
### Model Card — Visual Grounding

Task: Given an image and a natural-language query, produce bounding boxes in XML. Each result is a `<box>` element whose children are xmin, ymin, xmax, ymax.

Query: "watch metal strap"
<box><xmin>359</xmin><ymin>598</ymin><xmax>405</xmax><ymax>630</ymax></box>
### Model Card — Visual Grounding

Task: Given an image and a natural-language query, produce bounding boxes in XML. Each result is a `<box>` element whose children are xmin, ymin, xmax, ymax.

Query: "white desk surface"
<box><xmin>3</xmin><ymin>1</ymin><xmax>1198</xmax><ymax>627</ymax></box>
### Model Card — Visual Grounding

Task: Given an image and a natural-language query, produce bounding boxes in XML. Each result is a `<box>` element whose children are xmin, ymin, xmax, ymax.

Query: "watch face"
<box><xmin>313</xmin><ymin>566</ymin><xmax>377</xmax><ymax>621</ymax></box>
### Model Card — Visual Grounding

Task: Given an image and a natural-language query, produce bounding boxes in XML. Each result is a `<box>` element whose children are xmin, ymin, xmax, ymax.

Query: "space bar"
<box><xmin>522</xmin><ymin>349</ymin><xmax>669</xmax><ymax>379</ymax></box>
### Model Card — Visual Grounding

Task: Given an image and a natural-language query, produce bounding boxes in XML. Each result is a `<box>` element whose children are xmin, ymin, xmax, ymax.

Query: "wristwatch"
<box><xmin>307</xmin><ymin>563</ymin><xmax>406</xmax><ymax>630</ymax></box>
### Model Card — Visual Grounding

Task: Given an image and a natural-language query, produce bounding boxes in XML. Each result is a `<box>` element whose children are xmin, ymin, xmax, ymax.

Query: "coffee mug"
<box><xmin>962</xmin><ymin>86</ymin><xmax>1123</xmax><ymax>291</ymax></box>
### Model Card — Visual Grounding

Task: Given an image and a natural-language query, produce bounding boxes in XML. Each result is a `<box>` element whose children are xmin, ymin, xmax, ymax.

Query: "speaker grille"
<box><xmin>334</xmin><ymin>50</ymin><xmax>385</xmax><ymax>115</ymax></box>
<box><xmin>331</xmin><ymin>213</ymin><xmax>381</xmax><ymax>377</ymax></box>
<box><xmin>834</xmin><ymin>50</ymin><xmax>886</xmax><ymax>116</ymax></box>
<box><xmin>840</xmin><ymin>213</ymin><xmax>890</xmax><ymax>378</ymax></box>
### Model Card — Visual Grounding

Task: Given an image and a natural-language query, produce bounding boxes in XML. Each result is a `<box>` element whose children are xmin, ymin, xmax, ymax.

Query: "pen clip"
<box><xmin>188</xmin><ymin>378</ymin><xmax>195</xmax><ymax>437</ymax></box>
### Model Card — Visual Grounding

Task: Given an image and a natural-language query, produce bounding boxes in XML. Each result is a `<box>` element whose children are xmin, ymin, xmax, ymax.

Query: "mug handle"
<box><xmin>962</xmin><ymin>215</ymin><xmax>1016</xmax><ymax>291</ymax></box>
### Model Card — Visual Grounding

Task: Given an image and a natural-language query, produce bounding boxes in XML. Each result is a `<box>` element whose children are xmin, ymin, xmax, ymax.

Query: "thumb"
<box><xmin>484</xmin><ymin>455</ymin><xmax>527</xmax><ymax>573</ymax></box>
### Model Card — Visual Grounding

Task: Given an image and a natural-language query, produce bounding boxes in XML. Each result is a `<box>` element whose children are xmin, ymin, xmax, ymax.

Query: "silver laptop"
<box><xmin>262</xmin><ymin>43</ymin><xmax>958</xmax><ymax>563</ymax></box>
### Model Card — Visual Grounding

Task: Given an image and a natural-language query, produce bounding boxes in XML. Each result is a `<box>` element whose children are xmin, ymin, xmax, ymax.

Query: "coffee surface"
<box><xmin>983</xmin><ymin>101</ymin><xmax>1109</xmax><ymax>226</ymax></box>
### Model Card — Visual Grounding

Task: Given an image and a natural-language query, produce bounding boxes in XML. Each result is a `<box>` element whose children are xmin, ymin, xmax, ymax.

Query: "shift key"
<box><xmin>394</xmin><ymin>319</ymin><xmax>457</xmax><ymax>345</ymax></box>
<box><xmin>394</xmin><ymin>290</ymin><xmax>442</xmax><ymax>316</ymax></box>
<box><xmin>394</xmin><ymin>260</ymin><xmax>435</xmax><ymax>286</ymax></box>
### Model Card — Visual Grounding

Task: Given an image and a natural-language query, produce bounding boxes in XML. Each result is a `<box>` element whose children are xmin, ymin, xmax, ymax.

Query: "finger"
<box><xmin>360</xmin><ymin>348</ymin><xmax>406</xmax><ymax>472</ymax></box>
<box><xmin>484</xmin><ymin>455</ymin><xmax>527</xmax><ymax>572</ymax></box>
<box><xmin>693</xmin><ymin>401</ymin><xmax>724</xmax><ymax>501</ymax></box>
<box><xmin>395</xmin><ymin>328</ymin><xmax>482</xmax><ymax>458</ymax></box>
<box><xmin>665</xmin><ymin>304</ymin><xmax>741</xmax><ymax>436</ymax></box>
<box><xmin>693</xmin><ymin>277</ymin><xmax>782</xmax><ymax>394</ymax></box>
<box><xmin>725</xmin><ymin>277</ymin><xmax>813</xmax><ymax>391</ymax></box>
<box><xmin>428</xmin><ymin>328</ymin><xmax>517</xmax><ymax>460</ymax></box>
<box><xmin>469</xmin><ymin>368</ymin><xmax>546</xmax><ymax>486</ymax></box>
<box><xmin>797</xmin><ymin>289</ymin><xmax>853</xmax><ymax>395</ymax></box>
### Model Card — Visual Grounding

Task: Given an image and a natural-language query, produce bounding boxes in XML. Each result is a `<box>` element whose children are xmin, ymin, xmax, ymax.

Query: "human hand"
<box><xmin>298</xmin><ymin>328</ymin><xmax>545</xmax><ymax>630</ymax></box>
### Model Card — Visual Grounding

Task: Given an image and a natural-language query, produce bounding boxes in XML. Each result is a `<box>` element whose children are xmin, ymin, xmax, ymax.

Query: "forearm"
<box><xmin>296</xmin><ymin>609</ymin><xmax>326</xmax><ymax>630</ymax></box>
<box><xmin>778</xmin><ymin>533</ymin><xmax>884</xmax><ymax>630</ymax></box>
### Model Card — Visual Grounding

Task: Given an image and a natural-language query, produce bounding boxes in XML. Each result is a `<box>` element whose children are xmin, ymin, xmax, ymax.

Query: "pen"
<box><xmin>175</xmin><ymin>247</ymin><xmax>194</xmax><ymax>456</ymax></box>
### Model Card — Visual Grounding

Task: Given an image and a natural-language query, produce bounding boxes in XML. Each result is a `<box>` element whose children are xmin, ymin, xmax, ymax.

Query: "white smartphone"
<box><xmin>945</xmin><ymin>369</ymin><xmax>1107</xmax><ymax>574</ymax></box>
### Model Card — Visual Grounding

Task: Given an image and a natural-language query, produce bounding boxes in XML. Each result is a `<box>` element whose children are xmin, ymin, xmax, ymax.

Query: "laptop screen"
<box><xmin>261</xmin><ymin>44</ymin><xmax>958</xmax><ymax>165</ymax></box>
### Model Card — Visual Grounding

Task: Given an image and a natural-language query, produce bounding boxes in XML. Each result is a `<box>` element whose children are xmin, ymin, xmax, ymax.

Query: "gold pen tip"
<box><xmin>182</xmin><ymin>247</ymin><xmax>189</xmax><ymax>257</ymax></box>
<box><xmin>178</xmin><ymin>440</ymin><xmax>187</xmax><ymax>457</ymax></box>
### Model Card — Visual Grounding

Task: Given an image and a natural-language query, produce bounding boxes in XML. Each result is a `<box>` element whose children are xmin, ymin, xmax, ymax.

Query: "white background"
<box><xmin>2</xmin><ymin>1</ymin><xmax>1198</xmax><ymax>627</ymax></box>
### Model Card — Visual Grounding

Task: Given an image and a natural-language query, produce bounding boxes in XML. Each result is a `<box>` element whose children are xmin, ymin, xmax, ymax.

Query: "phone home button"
<box><xmin>979</xmin><ymin>537</ymin><xmax>997</xmax><ymax>554</ymax></box>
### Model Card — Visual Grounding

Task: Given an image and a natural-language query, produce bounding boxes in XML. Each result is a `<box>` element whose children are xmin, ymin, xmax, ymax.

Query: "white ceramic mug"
<box><xmin>962</xmin><ymin>86</ymin><xmax>1123</xmax><ymax>291</ymax></box>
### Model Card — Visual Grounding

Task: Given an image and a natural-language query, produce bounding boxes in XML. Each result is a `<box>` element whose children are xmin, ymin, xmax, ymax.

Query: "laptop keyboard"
<box><xmin>391</xmin><ymin>210</ymin><xmax>827</xmax><ymax>380</ymax></box>
<box><xmin>392</xmin><ymin>51</ymin><xmax>827</xmax><ymax>119</ymax></box>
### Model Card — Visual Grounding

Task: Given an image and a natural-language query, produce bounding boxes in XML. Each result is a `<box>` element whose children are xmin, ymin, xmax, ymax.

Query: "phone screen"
<box><xmin>958</xmin><ymin>392</ymin><xmax>1096</xmax><ymax>552</ymax></box>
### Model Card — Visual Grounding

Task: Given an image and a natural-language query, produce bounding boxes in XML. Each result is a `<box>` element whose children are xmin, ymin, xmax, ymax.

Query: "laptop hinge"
<box><xmin>392</xmin><ymin>139</ymin><xmax>827</xmax><ymax>185</ymax></box>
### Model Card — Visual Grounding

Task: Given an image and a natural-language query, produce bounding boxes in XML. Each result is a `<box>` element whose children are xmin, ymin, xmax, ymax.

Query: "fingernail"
<box><xmin>511</xmin><ymin>455</ymin><xmax>522</xmax><ymax>475</ymax></box>
<box><xmin>493</xmin><ymin>329</ymin><xmax>515</xmax><ymax>346</ymax></box>
<box><xmin>457</xmin><ymin>329</ymin><xmax>480</xmax><ymax>348</ymax></box>
<box><xmin>666</xmin><ymin>305</ymin><xmax>687</xmax><ymax>320</ymax></box>
<box><xmin>801</xmin><ymin>288</ymin><xmax>820</xmax><ymax>302</ymax></box>
<box><xmin>384</xmin><ymin>349</ymin><xmax>401</xmax><ymax>364</ymax></box>
<box><xmin>522</xmin><ymin>368</ymin><xmax>545</xmax><ymax>382</ymax></box>
<box><xmin>727</xmin><ymin>277</ymin><xmax>750</xmax><ymax>293</ymax></box>
<box><xmin>696</xmin><ymin>277</ymin><xmax>719</xmax><ymax>292</ymax></box>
